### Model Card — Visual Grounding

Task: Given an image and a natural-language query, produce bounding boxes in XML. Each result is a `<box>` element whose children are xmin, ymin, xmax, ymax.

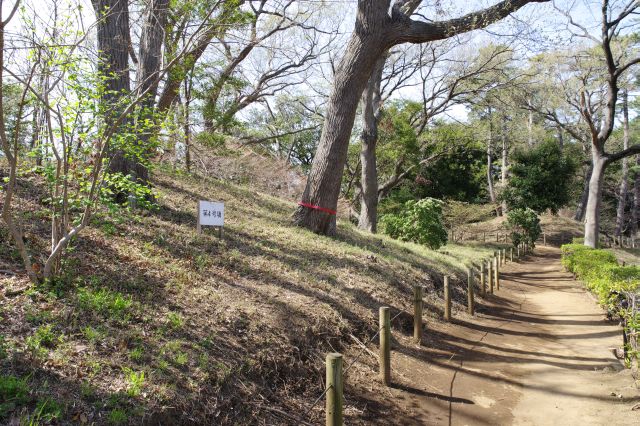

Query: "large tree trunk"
<box><xmin>92</xmin><ymin>0</ymin><xmax>133</xmax><ymax>178</ymax></box>
<box><xmin>131</xmin><ymin>0</ymin><xmax>170</xmax><ymax>183</ymax></box>
<box><xmin>292</xmin><ymin>0</ymin><xmax>546</xmax><ymax>235</ymax></box>
<box><xmin>614</xmin><ymin>90</ymin><xmax>630</xmax><ymax>237</ymax></box>
<box><xmin>357</xmin><ymin>57</ymin><xmax>385</xmax><ymax>233</ymax></box>
<box><xmin>584</xmin><ymin>153</ymin><xmax>606</xmax><ymax>248</ymax></box>
<box><xmin>292</xmin><ymin>5</ymin><xmax>388</xmax><ymax>235</ymax></box>
<box><xmin>575</xmin><ymin>163</ymin><xmax>592</xmax><ymax>222</ymax></box>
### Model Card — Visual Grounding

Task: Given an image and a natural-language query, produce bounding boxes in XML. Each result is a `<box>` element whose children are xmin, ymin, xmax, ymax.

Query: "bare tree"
<box><xmin>554</xmin><ymin>0</ymin><xmax>640</xmax><ymax>247</ymax></box>
<box><xmin>293</xmin><ymin>0</ymin><xmax>550</xmax><ymax>235</ymax></box>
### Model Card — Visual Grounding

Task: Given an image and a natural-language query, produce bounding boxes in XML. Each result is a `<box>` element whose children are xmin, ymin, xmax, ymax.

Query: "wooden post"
<box><xmin>488</xmin><ymin>260</ymin><xmax>494</xmax><ymax>294</ymax></box>
<box><xmin>483</xmin><ymin>232</ymin><xmax>486</xmax><ymax>242</ymax></box>
<box><xmin>622</xmin><ymin>261</ymin><xmax>626</xmax><ymax>267</ymax></box>
<box><xmin>502</xmin><ymin>249</ymin><xmax>506</xmax><ymax>265</ymax></box>
<box><xmin>517</xmin><ymin>244</ymin><xmax>520</xmax><ymax>258</ymax></box>
<box><xmin>480</xmin><ymin>262</ymin><xmax>486</xmax><ymax>297</ymax></box>
<box><xmin>379</xmin><ymin>307</ymin><xmax>391</xmax><ymax>386</ymax></box>
<box><xmin>326</xmin><ymin>353</ymin><xmax>343</xmax><ymax>426</ymax></box>
<box><xmin>444</xmin><ymin>276</ymin><xmax>451</xmax><ymax>321</ymax></box>
<box><xmin>467</xmin><ymin>268</ymin><xmax>474</xmax><ymax>315</ymax></box>
<box><xmin>413</xmin><ymin>286</ymin><xmax>423</xmax><ymax>343</ymax></box>
<box><xmin>494</xmin><ymin>256</ymin><xmax>499</xmax><ymax>291</ymax></box>
<box><xmin>510</xmin><ymin>247</ymin><xmax>513</xmax><ymax>262</ymax></box>
<box><xmin>496</xmin><ymin>233</ymin><xmax>499</xmax><ymax>242</ymax></box>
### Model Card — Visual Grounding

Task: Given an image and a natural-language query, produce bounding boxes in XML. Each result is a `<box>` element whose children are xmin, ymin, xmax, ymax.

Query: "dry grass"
<box><xmin>1</xmin><ymin>165</ymin><xmax>514</xmax><ymax>425</ymax></box>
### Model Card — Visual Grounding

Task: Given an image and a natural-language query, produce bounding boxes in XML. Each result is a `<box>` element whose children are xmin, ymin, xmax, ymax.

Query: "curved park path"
<box><xmin>382</xmin><ymin>247</ymin><xmax>639</xmax><ymax>425</ymax></box>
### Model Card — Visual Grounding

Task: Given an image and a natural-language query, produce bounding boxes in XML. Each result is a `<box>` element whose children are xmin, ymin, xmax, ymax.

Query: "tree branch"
<box><xmin>393</xmin><ymin>0</ymin><xmax>549</xmax><ymax>44</ymax></box>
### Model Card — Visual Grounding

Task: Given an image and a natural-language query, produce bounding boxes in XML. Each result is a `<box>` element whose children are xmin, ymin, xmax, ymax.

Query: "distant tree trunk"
<box><xmin>183</xmin><ymin>73</ymin><xmax>193</xmax><ymax>173</ymax></box>
<box><xmin>357</xmin><ymin>57</ymin><xmax>385</xmax><ymax>233</ymax></box>
<box><xmin>500</xmin><ymin>118</ymin><xmax>508</xmax><ymax>214</ymax></box>
<box><xmin>584</xmin><ymin>153</ymin><xmax>606</xmax><ymax>248</ymax></box>
<box><xmin>575</xmin><ymin>164</ymin><xmax>591</xmax><ymax>222</ymax></box>
<box><xmin>92</xmin><ymin>0</ymin><xmax>133</xmax><ymax>179</ymax></box>
<box><xmin>486</xmin><ymin>111</ymin><xmax>499</xmax><ymax>215</ymax></box>
<box><xmin>614</xmin><ymin>90</ymin><xmax>630</xmax><ymax>237</ymax></box>
<box><xmin>527</xmin><ymin>109</ymin><xmax>534</xmax><ymax>146</ymax></box>
<box><xmin>633</xmin><ymin>155</ymin><xmax>640</xmax><ymax>235</ymax></box>
<box><xmin>557</xmin><ymin>125</ymin><xmax>564</xmax><ymax>150</ymax></box>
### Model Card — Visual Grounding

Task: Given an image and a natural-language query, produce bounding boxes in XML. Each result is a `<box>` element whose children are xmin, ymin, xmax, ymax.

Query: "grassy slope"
<box><xmin>1</xmin><ymin>168</ymin><xmax>509</xmax><ymax>425</ymax></box>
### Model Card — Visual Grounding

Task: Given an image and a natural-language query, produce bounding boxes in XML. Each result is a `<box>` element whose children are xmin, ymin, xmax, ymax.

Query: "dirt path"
<box><xmin>383</xmin><ymin>246</ymin><xmax>639</xmax><ymax>425</ymax></box>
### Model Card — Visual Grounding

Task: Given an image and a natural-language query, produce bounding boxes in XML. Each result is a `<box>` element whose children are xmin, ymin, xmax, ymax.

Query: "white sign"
<box><xmin>198</xmin><ymin>201</ymin><xmax>224</xmax><ymax>228</ymax></box>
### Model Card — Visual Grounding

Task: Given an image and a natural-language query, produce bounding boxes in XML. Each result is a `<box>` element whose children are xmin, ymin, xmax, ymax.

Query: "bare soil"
<box><xmin>374</xmin><ymin>246</ymin><xmax>639</xmax><ymax>425</ymax></box>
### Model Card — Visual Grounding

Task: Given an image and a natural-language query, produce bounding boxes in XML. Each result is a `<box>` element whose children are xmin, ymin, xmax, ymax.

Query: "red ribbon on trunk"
<box><xmin>297</xmin><ymin>201</ymin><xmax>337</xmax><ymax>215</ymax></box>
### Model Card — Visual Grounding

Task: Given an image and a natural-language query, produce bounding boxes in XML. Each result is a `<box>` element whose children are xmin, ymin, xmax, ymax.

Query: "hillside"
<box><xmin>1</xmin><ymin>165</ymin><xmax>510</xmax><ymax>425</ymax></box>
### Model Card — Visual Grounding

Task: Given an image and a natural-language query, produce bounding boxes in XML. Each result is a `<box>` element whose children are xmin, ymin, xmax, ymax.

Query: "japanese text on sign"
<box><xmin>198</xmin><ymin>201</ymin><xmax>224</xmax><ymax>227</ymax></box>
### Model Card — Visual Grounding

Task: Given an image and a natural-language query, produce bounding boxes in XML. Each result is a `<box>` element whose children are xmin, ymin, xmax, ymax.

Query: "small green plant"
<box><xmin>108</xmin><ymin>408</ymin><xmax>128</xmax><ymax>425</ymax></box>
<box><xmin>82</xmin><ymin>326</ymin><xmax>105</xmax><ymax>344</ymax></box>
<box><xmin>0</xmin><ymin>375</ymin><xmax>29</xmax><ymax>418</ymax></box>
<box><xmin>380</xmin><ymin>198</ymin><xmax>448</xmax><ymax>249</ymax></box>
<box><xmin>123</xmin><ymin>368</ymin><xmax>145</xmax><ymax>397</ymax></box>
<box><xmin>129</xmin><ymin>346</ymin><xmax>144</xmax><ymax>362</ymax></box>
<box><xmin>77</xmin><ymin>287</ymin><xmax>133</xmax><ymax>320</ymax></box>
<box><xmin>507</xmin><ymin>208</ymin><xmax>541</xmax><ymax>248</ymax></box>
<box><xmin>174</xmin><ymin>351</ymin><xmax>189</xmax><ymax>366</ymax></box>
<box><xmin>26</xmin><ymin>324</ymin><xmax>61</xmax><ymax>358</ymax></box>
<box><xmin>30</xmin><ymin>398</ymin><xmax>63</xmax><ymax>423</ymax></box>
<box><xmin>166</xmin><ymin>312</ymin><xmax>183</xmax><ymax>330</ymax></box>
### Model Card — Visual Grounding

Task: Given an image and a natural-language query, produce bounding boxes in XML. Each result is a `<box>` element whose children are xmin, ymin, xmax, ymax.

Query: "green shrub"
<box><xmin>561</xmin><ymin>244</ymin><xmax>640</xmax><ymax>363</ymax></box>
<box><xmin>379</xmin><ymin>198</ymin><xmax>448</xmax><ymax>250</ymax></box>
<box><xmin>507</xmin><ymin>208</ymin><xmax>541</xmax><ymax>248</ymax></box>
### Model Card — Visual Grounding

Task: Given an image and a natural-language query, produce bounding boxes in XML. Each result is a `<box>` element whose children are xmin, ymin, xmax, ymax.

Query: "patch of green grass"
<box><xmin>160</xmin><ymin>340</ymin><xmax>189</xmax><ymax>367</ymax></box>
<box><xmin>77</xmin><ymin>287</ymin><xmax>133</xmax><ymax>320</ymax></box>
<box><xmin>166</xmin><ymin>312</ymin><xmax>183</xmax><ymax>330</ymax></box>
<box><xmin>30</xmin><ymin>398</ymin><xmax>63</xmax><ymax>423</ymax></box>
<box><xmin>80</xmin><ymin>381</ymin><xmax>95</xmax><ymax>400</ymax></box>
<box><xmin>26</xmin><ymin>324</ymin><xmax>61</xmax><ymax>358</ymax></box>
<box><xmin>129</xmin><ymin>347</ymin><xmax>144</xmax><ymax>362</ymax></box>
<box><xmin>24</xmin><ymin>305</ymin><xmax>53</xmax><ymax>325</ymax></box>
<box><xmin>108</xmin><ymin>408</ymin><xmax>128</xmax><ymax>425</ymax></box>
<box><xmin>0</xmin><ymin>335</ymin><xmax>8</xmax><ymax>360</ymax></box>
<box><xmin>0</xmin><ymin>375</ymin><xmax>29</xmax><ymax>419</ymax></box>
<box><xmin>82</xmin><ymin>326</ymin><xmax>106</xmax><ymax>344</ymax></box>
<box><xmin>122</xmin><ymin>368</ymin><xmax>145</xmax><ymax>397</ymax></box>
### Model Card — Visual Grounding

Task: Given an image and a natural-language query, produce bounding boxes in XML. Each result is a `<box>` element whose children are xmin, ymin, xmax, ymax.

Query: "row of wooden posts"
<box><xmin>603</xmin><ymin>234</ymin><xmax>637</xmax><ymax>249</ymax></box>
<box><xmin>324</xmin><ymin>242</ymin><xmax>532</xmax><ymax>425</ymax></box>
<box><xmin>451</xmin><ymin>230</ymin><xmax>551</xmax><ymax>246</ymax></box>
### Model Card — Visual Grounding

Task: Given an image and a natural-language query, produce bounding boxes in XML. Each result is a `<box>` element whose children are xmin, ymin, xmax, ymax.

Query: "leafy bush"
<box><xmin>379</xmin><ymin>198</ymin><xmax>448</xmax><ymax>249</ymax></box>
<box><xmin>502</xmin><ymin>140</ymin><xmax>576</xmax><ymax>213</ymax></box>
<box><xmin>506</xmin><ymin>208</ymin><xmax>541</xmax><ymax>248</ymax></box>
<box><xmin>561</xmin><ymin>244</ymin><xmax>640</xmax><ymax>362</ymax></box>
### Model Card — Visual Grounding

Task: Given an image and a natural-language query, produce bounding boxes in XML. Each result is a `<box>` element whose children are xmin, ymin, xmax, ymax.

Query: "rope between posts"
<box><xmin>301</xmin><ymin>309</ymin><xmax>405</xmax><ymax>419</ymax></box>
